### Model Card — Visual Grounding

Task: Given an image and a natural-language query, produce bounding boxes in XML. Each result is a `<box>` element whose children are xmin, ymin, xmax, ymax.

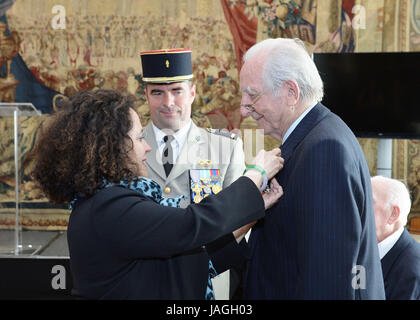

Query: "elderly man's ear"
<box><xmin>285</xmin><ymin>80</ymin><xmax>299</xmax><ymax>105</ymax></box>
<box><xmin>388</xmin><ymin>206</ymin><xmax>400</xmax><ymax>225</ymax></box>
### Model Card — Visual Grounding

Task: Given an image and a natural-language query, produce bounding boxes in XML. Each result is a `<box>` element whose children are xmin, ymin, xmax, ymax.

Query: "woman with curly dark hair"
<box><xmin>31</xmin><ymin>89</ymin><xmax>284</xmax><ymax>299</ymax></box>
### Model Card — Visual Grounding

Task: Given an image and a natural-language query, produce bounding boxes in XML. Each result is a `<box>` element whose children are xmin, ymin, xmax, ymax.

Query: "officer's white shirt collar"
<box><xmin>378</xmin><ymin>227</ymin><xmax>404</xmax><ymax>260</ymax></box>
<box><xmin>282</xmin><ymin>102</ymin><xmax>317</xmax><ymax>144</ymax></box>
<box><xmin>152</xmin><ymin>119</ymin><xmax>192</xmax><ymax>163</ymax></box>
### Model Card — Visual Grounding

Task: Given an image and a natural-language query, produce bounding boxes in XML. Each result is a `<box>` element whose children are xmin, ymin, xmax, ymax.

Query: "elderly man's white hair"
<box><xmin>371</xmin><ymin>175</ymin><xmax>411</xmax><ymax>226</ymax></box>
<box><xmin>242</xmin><ymin>38</ymin><xmax>324</xmax><ymax>105</ymax></box>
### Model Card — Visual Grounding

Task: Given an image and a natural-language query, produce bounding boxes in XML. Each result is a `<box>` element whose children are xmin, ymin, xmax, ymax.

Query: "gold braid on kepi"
<box><xmin>139</xmin><ymin>49</ymin><xmax>193</xmax><ymax>84</ymax></box>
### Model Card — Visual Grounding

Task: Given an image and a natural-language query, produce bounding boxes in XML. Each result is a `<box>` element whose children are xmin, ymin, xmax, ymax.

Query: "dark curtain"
<box><xmin>220</xmin><ymin>0</ymin><xmax>258</xmax><ymax>74</ymax></box>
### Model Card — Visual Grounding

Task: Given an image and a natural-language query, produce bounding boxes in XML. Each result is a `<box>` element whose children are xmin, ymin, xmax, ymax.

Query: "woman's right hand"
<box><xmin>254</xmin><ymin>148</ymin><xmax>284</xmax><ymax>180</ymax></box>
<box><xmin>262</xmin><ymin>178</ymin><xmax>283</xmax><ymax>210</ymax></box>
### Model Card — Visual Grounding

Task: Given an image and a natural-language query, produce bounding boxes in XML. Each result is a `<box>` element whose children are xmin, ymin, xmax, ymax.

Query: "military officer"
<box><xmin>140</xmin><ymin>48</ymin><xmax>245</xmax><ymax>299</ymax></box>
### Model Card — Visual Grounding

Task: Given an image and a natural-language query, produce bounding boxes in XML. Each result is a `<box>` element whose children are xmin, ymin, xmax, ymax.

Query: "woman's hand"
<box><xmin>233</xmin><ymin>178</ymin><xmax>284</xmax><ymax>242</ymax></box>
<box><xmin>243</xmin><ymin>148</ymin><xmax>284</xmax><ymax>192</ymax></box>
<box><xmin>262</xmin><ymin>178</ymin><xmax>283</xmax><ymax>210</ymax></box>
<box><xmin>254</xmin><ymin>148</ymin><xmax>284</xmax><ymax>180</ymax></box>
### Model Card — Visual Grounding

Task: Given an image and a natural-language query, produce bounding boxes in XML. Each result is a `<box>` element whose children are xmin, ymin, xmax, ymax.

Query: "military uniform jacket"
<box><xmin>67</xmin><ymin>177</ymin><xmax>264</xmax><ymax>299</ymax></box>
<box><xmin>144</xmin><ymin>122</ymin><xmax>245</xmax><ymax>208</ymax></box>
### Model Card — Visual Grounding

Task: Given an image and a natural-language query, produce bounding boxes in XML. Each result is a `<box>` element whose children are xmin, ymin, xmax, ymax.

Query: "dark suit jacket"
<box><xmin>245</xmin><ymin>103</ymin><xmax>385</xmax><ymax>299</ymax></box>
<box><xmin>381</xmin><ymin>229</ymin><xmax>420</xmax><ymax>300</ymax></box>
<box><xmin>67</xmin><ymin>176</ymin><xmax>264</xmax><ymax>299</ymax></box>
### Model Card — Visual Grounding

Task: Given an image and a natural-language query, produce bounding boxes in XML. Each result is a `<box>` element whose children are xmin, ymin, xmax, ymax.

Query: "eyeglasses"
<box><xmin>240</xmin><ymin>91</ymin><xmax>265</xmax><ymax>120</ymax></box>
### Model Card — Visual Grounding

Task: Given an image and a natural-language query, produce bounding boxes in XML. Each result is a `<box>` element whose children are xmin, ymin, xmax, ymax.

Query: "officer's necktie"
<box><xmin>162</xmin><ymin>135</ymin><xmax>174</xmax><ymax>177</ymax></box>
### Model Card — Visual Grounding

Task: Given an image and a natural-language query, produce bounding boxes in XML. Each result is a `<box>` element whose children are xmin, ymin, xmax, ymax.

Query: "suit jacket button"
<box><xmin>164</xmin><ymin>187</ymin><xmax>171</xmax><ymax>194</ymax></box>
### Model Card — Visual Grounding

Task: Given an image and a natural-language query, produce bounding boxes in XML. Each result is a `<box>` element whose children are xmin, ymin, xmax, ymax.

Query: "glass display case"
<box><xmin>0</xmin><ymin>103</ymin><xmax>42</xmax><ymax>255</ymax></box>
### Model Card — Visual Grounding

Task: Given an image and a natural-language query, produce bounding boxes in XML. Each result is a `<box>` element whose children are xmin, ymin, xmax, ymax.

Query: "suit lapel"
<box><xmin>280</xmin><ymin>103</ymin><xmax>331</xmax><ymax>162</ymax></box>
<box><xmin>165</xmin><ymin>122</ymin><xmax>206</xmax><ymax>184</ymax></box>
<box><xmin>144</xmin><ymin>123</ymin><xmax>167</xmax><ymax>180</ymax></box>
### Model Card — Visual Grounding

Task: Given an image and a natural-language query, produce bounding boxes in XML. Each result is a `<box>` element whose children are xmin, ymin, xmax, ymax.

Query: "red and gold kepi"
<box><xmin>139</xmin><ymin>48</ymin><xmax>193</xmax><ymax>83</ymax></box>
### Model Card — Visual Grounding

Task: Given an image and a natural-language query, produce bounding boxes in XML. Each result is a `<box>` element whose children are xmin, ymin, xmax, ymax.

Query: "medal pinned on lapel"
<box><xmin>189</xmin><ymin>169</ymin><xmax>222</xmax><ymax>204</ymax></box>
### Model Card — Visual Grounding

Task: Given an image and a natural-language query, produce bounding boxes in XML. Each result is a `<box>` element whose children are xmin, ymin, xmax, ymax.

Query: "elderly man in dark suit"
<box><xmin>240</xmin><ymin>38</ymin><xmax>385</xmax><ymax>299</ymax></box>
<box><xmin>371</xmin><ymin>176</ymin><xmax>420</xmax><ymax>300</ymax></box>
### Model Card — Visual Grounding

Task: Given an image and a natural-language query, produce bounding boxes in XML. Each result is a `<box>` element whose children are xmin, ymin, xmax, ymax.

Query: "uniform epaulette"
<box><xmin>206</xmin><ymin>128</ymin><xmax>238</xmax><ymax>140</ymax></box>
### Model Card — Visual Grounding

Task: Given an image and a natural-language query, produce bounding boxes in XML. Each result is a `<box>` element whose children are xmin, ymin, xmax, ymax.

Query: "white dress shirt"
<box><xmin>282</xmin><ymin>103</ymin><xmax>317</xmax><ymax>144</ymax></box>
<box><xmin>152</xmin><ymin>120</ymin><xmax>192</xmax><ymax>164</ymax></box>
<box><xmin>378</xmin><ymin>227</ymin><xmax>404</xmax><ymax>260</ymax></box>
